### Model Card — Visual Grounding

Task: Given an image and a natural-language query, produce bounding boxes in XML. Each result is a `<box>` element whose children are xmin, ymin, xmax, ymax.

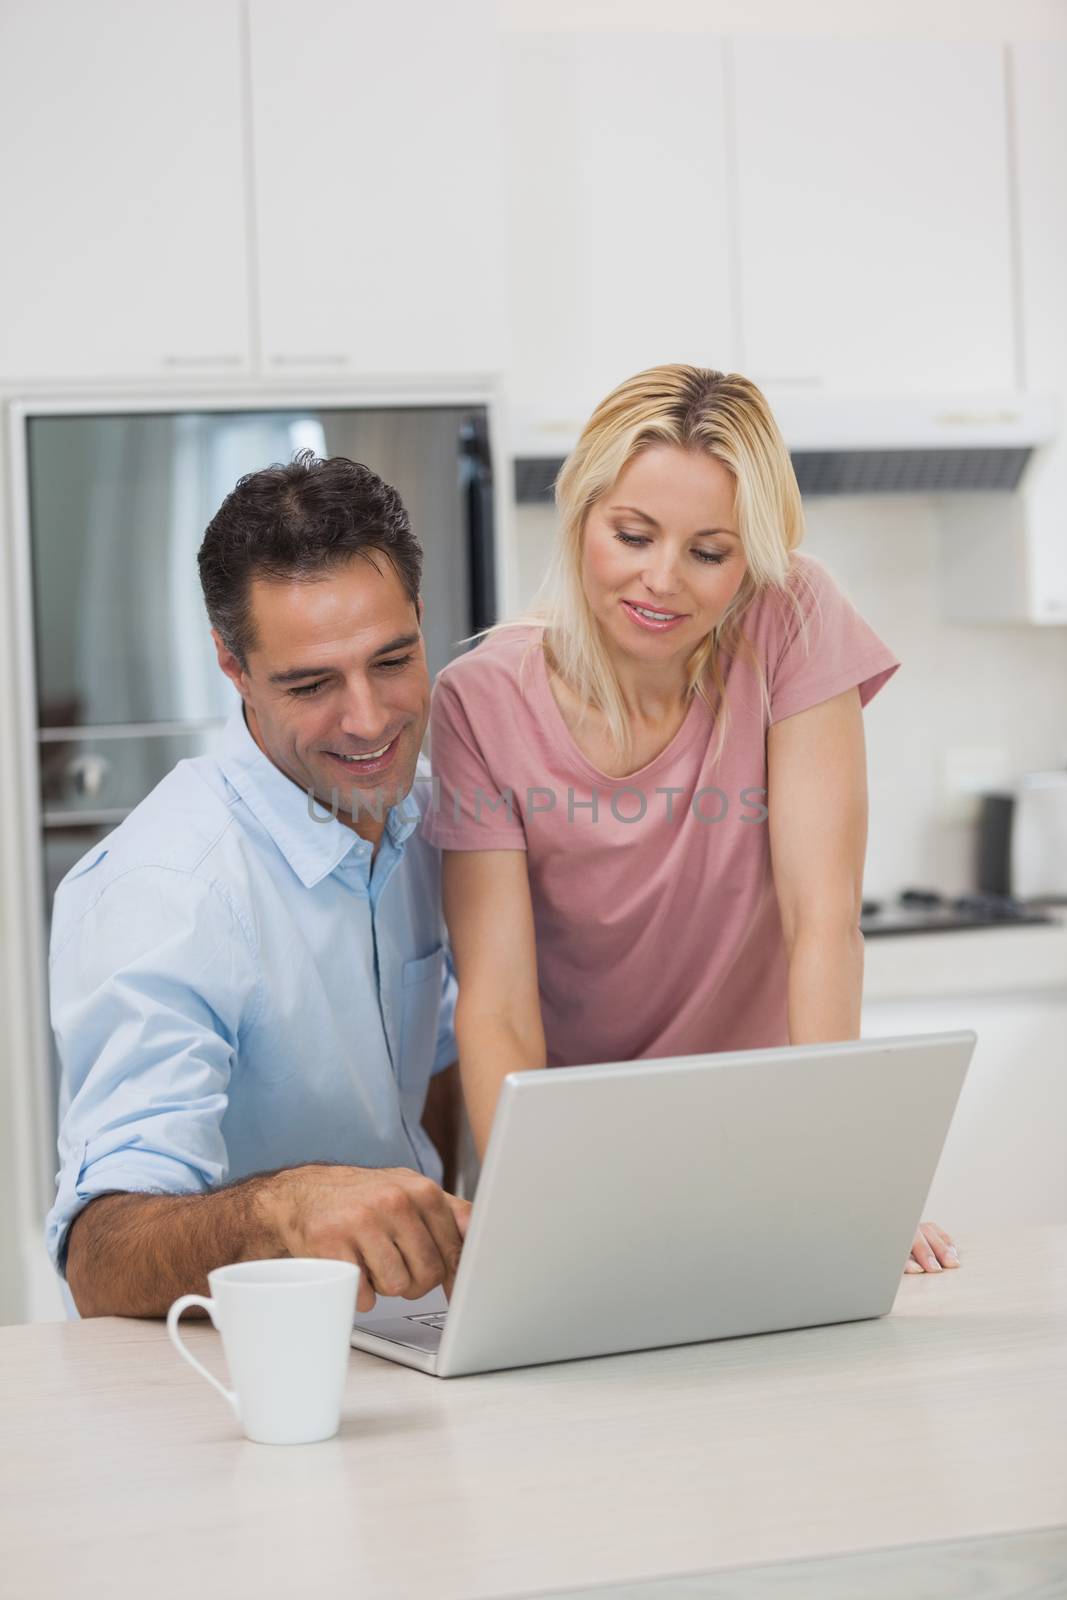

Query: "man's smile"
<box><xmin>322</xmin><ymin>732</ymin><xmax>402</xmax><ymax>777</ymax></box>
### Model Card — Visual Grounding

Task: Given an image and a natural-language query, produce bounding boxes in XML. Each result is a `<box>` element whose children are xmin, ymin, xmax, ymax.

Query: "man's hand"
<box><xmin>261</xmin><ymin>1165</ymin><xmax>471</xmax><ymax>1312</ymax></box>
<box><xmin>905</xmin><ymin>1219</ymin><xmax>960</xmax><ymax>1274</ymax></box>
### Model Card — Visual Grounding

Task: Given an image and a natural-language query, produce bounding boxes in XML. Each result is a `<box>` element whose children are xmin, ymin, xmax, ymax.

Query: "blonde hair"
<box><xmin>496</xmin><ymin>364</ymin><xmax>812</xmax><ymax>768</ymax></box>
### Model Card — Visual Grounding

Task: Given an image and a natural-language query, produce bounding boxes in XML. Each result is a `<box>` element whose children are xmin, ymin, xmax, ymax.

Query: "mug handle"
<box><xmin>166</xmin><ymin>1295</ymin><xmax>239</xmax><ymax>1417</ymax></box>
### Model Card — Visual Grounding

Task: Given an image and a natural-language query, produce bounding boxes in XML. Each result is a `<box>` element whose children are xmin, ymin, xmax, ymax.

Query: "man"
<box><xmin>46</xmin><ymin>451</ymin><xmax>468</xmax><ymax>1317</ymax></box>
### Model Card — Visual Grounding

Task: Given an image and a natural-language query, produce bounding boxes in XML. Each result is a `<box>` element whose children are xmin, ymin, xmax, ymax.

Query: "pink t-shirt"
<box><xmin>424</xmin><ymin>553</ymin><xmax>899</xmax><ymax>1066</ymax></box>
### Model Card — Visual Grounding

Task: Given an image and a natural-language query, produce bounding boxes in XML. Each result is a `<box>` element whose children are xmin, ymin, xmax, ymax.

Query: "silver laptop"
<box><xmin>350</xmin><ymin>1031</ymin><xmax>975</xmax><ymax>1378</ymax></box>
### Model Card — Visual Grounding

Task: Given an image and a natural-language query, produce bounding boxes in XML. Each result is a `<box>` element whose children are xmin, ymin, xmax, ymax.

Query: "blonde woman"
<box><xmin>425</xmin><ymin>365</ymin><xmax>957</xmax><ymax>1276</ymax></box>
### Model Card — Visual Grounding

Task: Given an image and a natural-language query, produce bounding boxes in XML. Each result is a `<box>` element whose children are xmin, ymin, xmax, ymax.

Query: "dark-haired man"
<box><xmin>47</xmin><ymin>453</ymin><xmax>467</xmax><ymax>1318</ymax></box>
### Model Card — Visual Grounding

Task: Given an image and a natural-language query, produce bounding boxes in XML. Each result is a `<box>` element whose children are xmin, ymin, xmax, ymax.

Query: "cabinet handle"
<box><xmin>161</xmin><ymin>354</ymin><xmax>244</xmax><ymax>368</ymax></box>
<box><xmin>269</xmin><ymin>354</ymin><xmax>349</xmax><ymax>367</ymax></box>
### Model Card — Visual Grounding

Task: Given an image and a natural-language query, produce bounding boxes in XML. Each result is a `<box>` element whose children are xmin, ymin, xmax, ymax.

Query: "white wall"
<box><xmin>803</xmin><ymin>497</ymin><xmax>1067</xmax><ymax>897</ymax></box>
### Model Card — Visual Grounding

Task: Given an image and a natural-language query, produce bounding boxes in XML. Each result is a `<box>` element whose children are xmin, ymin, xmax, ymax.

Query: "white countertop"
<box><xmin>863</xmin><ymin>916</ymin><xmax>1067</xmax><ymax>1001</ymax></box>
<box><xmin>1</xmin><ymin>1228</ymin><xmax>1064</xmax><ymax>1599</ymax></box>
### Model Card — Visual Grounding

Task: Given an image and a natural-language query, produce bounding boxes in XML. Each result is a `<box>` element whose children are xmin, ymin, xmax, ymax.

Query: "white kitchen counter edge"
<box><xmin>862</xmin><ymin>918</ymin><xmax>1067</xmax><ymax>1001</ymax></box>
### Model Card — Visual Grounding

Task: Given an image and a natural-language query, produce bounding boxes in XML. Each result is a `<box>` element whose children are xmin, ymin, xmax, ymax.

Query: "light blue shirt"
<box><xmin>45</xmin><ymin>703</ymin><xmax>457</xmax><ymax>1276</ymax></box>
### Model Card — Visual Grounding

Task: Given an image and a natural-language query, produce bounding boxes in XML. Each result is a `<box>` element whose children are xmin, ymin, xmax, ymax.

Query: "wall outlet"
<box><xmin>939</xmin><ymin>747</ymin><xmax>1012</xmax><ymax>825</ymax></box>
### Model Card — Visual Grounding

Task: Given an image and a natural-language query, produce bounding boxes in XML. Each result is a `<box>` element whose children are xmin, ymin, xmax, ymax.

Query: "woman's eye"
<box><xmin>616</xmin><ymin>530</ymin><xmax>727</xmax><ymax>567</ymax></box>
<box><xmin>289</xmin><ymin>680</ymin><xmax>327</xmax><ymax>698</ymax></box>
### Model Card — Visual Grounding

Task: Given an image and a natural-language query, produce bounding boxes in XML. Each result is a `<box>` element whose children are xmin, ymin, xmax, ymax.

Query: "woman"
<box><xmin>425</xmin><ymin>365</ymin><xmax>957</xmax><ymax>1276</ymax></box>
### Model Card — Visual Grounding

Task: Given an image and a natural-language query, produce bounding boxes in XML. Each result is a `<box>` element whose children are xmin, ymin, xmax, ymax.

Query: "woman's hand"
<box><xmin>905</xmin><ymin>1220</ymin><xmax>960</xmax><ymax>1274</ymax></box>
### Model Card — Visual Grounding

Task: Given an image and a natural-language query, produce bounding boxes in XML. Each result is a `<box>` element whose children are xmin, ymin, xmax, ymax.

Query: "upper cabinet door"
<box><xmin>1010</xmin><ymin>41</ymin><xmax>1067</xmax><ymax>620</ymax></box>
<box><xmin>1012</xmin><ymin>43</ymin><xmax>1067</xmax><ymax>396</ymax></box>
<box><xmin>0</xmin><ymin>1</ymin><xmax>251</xmax><ymax>383</ymax></box>
<box><xmin>506</xmin><ymin>32</ymin><xmax>736</xmax><ymax>444</ymax></box>
<box><xmin>731</xmin><ymin>38</ymin><xmax>1017</xmax><ymax>393</ymax></box>
<box><xmin>248</xmin><ymin>0</ymin><xmax>506</xmax><ymax>378</ymax></box>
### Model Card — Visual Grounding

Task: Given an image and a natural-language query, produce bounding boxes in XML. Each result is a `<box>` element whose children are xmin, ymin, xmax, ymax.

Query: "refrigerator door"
<box><xmin>26</xmin><ymin>405</ymin><xmax>485</xmax><ymax>731</ymax></box>
<box><xmin>27</xmin><ymin>403</ymin><xmax>492</xmax><ymax>1153</ymax></box>
<box><xmin>41</xmin><ymin>823</ymin><xmax>115</xmax><ymax>1149</ymax></box>
<box><xmin>315</xmin><ymin>407</ymin><xmax>479</xmax><ymax>676</ymax></box>
<box><xmin>38</xmin><ymin>725</ymin><xmax>231</xmax><ymax>824</ymax></box>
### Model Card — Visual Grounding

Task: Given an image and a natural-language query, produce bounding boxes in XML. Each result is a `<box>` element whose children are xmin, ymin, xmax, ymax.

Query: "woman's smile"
<box><xmin>619</xmin><ymin>598</ymin><xmax>689</xmax><ymax>632</ymax></box>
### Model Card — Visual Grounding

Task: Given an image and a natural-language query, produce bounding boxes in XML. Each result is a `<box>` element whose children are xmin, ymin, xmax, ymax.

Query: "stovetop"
<box><xmin>860</xmin><ymin>888</ymin><xmax>1061</xmax><ymax>937</ymax></box>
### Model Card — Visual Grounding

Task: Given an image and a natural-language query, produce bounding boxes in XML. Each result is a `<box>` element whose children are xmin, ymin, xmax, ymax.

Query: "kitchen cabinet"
<box><xmin>247</xmin><ymin>0</ymin><xmax>505</xmax><ymax>380</ymax></box>
<box><xmin>1013</xmin><ymin>41</ymin><xmax>1067</xmax><ymax>621</ymax></box>
<box><xmin>506</xmin><ymin>31</ymin><xmax>736</xmax><ymax>453</ymax></box>
<box><xmin>1013</xmin><ymin>44</ymin><xmax>1067</xmax><ymax>423</ymax></box>
<box><xmin>0</xmin><ymin>1</ymin><xmax>251</xmax><ymax>382</ymax></box>
<box><xmin>938</xmin><ymin>43</ymin><xmax>1067</xmax><ymax>625</ymax></box>
<box><xmin>730</xmin><ymin>38</ymin><xmax>1016</xmax><ymax>394</ymax></box>
<box><xmin>862</xmin><ymin>990</ymin><xmax>1067</xmax><ymax>1234</ymax></box>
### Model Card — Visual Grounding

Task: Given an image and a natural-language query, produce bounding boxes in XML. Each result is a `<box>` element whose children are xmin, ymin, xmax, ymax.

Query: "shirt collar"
<box><xmin>218</xmin><ymin>702</ymin><xmax>420</xmax><ymax>888</ymax></box>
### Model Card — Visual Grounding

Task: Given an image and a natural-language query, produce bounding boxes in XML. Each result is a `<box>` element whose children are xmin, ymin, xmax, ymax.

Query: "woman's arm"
<box><xmin>767</xmin><ymin>687</ymin><xmax>959</xmax><ymax>1274</ymax></box>
<box><xmin>767</xmin><ymin>685</ymin><xmax>867</xmax><ymax>1043</ymax></box>
<box><xmin>442</xmin><ymin>849</ymin><xmax>547</xmax><ymax>1158</ymax></box>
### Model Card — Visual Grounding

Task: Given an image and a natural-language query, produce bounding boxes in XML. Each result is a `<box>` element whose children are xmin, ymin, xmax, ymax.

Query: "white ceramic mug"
<box><xmin>167</xmin><ymin>1258</ymin><xmax>359</xmax><ymax>1445</ymax></box>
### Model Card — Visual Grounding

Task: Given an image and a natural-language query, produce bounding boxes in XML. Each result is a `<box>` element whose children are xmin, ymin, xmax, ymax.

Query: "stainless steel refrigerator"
<box><xmin>21</xmin><ymin>401</ymin><xmax>496</xmax><ymax>1156</ymax></box>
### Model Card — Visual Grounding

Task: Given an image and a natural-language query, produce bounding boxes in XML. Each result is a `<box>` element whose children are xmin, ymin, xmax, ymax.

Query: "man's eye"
<box><xmin>376</xmin><ymin>654</ymin><xmax>413</xmax><ymax>672</ymax></box>
<box><xmin>289</xmin><ymin>680</ymin><xmax>327</xmax><ymax>698</ymax></box>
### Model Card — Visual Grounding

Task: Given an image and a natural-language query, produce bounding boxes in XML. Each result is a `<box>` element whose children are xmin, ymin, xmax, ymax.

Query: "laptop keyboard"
<box><xmin>406</xmin><ymin>1312</ymin><xmax>448</xmax><ymax>1331</ymax></box>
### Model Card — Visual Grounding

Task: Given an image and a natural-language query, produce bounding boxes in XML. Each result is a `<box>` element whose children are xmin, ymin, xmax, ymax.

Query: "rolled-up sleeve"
<box><xmin>46</xmin><ymin>866</ymin><xmax>259</xmax><ymax>1275</ymax></box>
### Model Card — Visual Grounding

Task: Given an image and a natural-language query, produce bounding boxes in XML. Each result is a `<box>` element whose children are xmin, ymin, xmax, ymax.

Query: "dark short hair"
<box><xmin>197</xmin><ymin>449</ymin><xmax>422</xmax><ymax>666</ymax></box>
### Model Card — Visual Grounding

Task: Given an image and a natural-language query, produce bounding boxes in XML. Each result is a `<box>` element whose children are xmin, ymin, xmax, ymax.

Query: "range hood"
<box><xmin>513</xmin><ymin>392</ymin><xmax>1058</xmax><ymax>503</ymax></box>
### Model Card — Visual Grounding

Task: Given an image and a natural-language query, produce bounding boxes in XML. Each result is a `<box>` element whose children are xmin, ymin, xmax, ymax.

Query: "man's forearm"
<box><xmin>786</xmin><ymin>926</ymin><xmax>865</xmax><ymax>1044</ymax></box>
<box><xmin>65</xmin><ymin>1170</ymin><xmax>284</xmax><ymax>1320</ymax></box>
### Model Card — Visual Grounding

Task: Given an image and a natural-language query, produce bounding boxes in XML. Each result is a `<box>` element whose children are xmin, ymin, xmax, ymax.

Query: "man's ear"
<box><xmin>212</xmin><ymin>630</ymin><xmax>249</xmax><ymax>699</ymax></box>
<box><xmin>416</xmin><ymin>594</ymin><xmax>424</xmax><ymax>628</ymax></box>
